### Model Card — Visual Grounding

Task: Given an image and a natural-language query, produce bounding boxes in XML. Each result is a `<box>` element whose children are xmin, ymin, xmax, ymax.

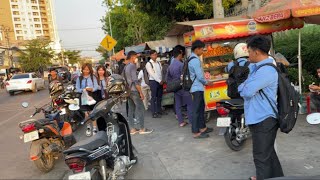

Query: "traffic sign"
<box><xmin>100</xmin><ymin>35</ymin><xmax>117</xmax><ymax>51</ymax></box>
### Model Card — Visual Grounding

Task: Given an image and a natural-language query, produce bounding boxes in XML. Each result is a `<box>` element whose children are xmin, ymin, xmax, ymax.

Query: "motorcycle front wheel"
<box><xmin>32</xmin><ymin>141</ymin><xmax>54</xmax><ymax>172</ymax></box>
<box><xmin>224</xmin><ymin>126</ymin><xmax>246</xmax><ymax>151</ymax></box>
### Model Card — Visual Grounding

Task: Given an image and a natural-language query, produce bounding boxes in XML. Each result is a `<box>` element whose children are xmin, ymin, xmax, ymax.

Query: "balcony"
<box><xmin>11</xmin><ymin>5</ymin><xmax>19</xmax><ymax>9</ymax></box>
<box><xmin>32</xmin><ymin>6</ymin><xmax>38</xmax><ymax>10</ymax></box>
<box><xmin>15</xmin><ymin>24</ymin><xmax>22</xmax><ymax>28</ymax></box>
<box><xmin>13</xmin><ymin>11</ymin><xmax>20</xmax><ymax>15</ymax></box>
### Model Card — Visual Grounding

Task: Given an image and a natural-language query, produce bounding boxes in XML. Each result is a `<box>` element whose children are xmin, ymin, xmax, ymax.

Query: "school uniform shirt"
<box><xmin>146</xmin><ymin>59</ymin><xmax>162</xmax><ymax>83</ymax></box>
<box><xmin>75</xmin><ymin>75</ymin><xmax>99</xmax><ymax>93</ymax></box>
<box><xmin>138</xmin><ymin>70</ymin><xmax>148</xmax><ymax>87</ymax></box>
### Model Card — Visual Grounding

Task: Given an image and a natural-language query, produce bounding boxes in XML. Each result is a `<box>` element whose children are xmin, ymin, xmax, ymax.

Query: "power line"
<box><xmin>57</xmin><ymin>27</ymin><xmax>103</xmax><ymax>31</ymax></box>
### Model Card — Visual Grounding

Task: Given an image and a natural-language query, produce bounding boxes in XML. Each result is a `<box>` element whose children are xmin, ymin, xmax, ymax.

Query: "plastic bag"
<box><xmin>81</xmin><ymin>90</ymin><xmax>96</xmax><ymax>105</ymax></box>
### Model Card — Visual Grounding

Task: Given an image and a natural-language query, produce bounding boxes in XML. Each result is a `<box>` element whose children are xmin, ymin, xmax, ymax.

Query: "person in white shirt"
<box><xmin>146</xmin><ymin>50</ymin><xmax>164</xmax><ymax>118</ymax></box>
<box><xmin>138</xmin><ymin>62</ymin><xmax>151</xmax><ymax>110</ymax></box>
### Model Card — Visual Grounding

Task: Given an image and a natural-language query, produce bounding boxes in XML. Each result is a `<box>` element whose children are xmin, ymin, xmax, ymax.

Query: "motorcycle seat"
<box><xmin>64</xmin><ymin>131</ymin><xmax>108</xmax><ymax>154</ymax></box>
<box><xmin>219</xmin><ymin>99</ymin><xmax>244</xmax><ymax>107</ymax></box>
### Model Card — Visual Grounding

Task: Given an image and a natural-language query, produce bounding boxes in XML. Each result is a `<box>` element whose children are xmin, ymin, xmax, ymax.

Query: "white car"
<box><xmin>6</xmin><ymin>73</ymin><xmax>45</xmax><ymax>96</ymax></box>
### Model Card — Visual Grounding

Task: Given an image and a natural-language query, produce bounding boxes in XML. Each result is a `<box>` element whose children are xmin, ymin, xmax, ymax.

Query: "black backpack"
<box><xmin>227</xmin><ymin>60</ymin><xmax>250</xmax><ymax>98</ymax></box>
<box><xmin>257</xmin><ymin>63</ymin><xmax>299</xmax><ymax>134</ymax></box>
<box><xmin>182</xmin><ymin>56</ymin><xmax>197</xmax><ymax>91</ymax></box>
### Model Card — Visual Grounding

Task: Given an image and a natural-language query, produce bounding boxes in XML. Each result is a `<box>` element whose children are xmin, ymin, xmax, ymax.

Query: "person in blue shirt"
<box><xmin>188</xmin><ymin>40</ymin><xmax>213</xmax><ymax>139</ymax></box>
<box><xmin>226</xmin><ymin>43</ymin><xmax>250</xmax><ymax>73</ymax></box>
<box><xmin>238</xmin><ymin>35</ymin><xmax>284</xmax><ymax>180</ymax></box>
<box><xmin>167</xmin><ymin>47</ymin><xmax>193</xmax><ymax>127</ymax></box>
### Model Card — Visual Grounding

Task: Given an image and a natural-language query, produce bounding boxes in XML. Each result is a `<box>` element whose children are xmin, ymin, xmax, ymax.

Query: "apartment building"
<box><xmin>0</xmin><ymin>0</ymin><xmax>60</xmax><ymax>46</ymax></box>
<box><xmin>0</xmin><ymin>0</ymin><xmax>61</xmax><ymax>67</ymax></box>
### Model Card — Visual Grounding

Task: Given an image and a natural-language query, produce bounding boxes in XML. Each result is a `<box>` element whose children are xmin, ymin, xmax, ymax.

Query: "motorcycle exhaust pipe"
<box><xmin>99</xmin><ymin>159</ymin><xmax>107</xmax><ymax>180</ymax></box>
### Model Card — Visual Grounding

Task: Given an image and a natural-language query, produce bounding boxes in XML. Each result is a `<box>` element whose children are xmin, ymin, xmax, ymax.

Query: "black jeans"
<box><xmin>191</xmin><ymin>91</ymin><xmax>206</xmax><ymax>133</ymax></box>
<box><xmin>149</xmin><ymin>80</ymin><xmax>163</xmax><ymax>114</ymax></box>
<box><xmin>249</xmin><ymin>117</ymin><xmax>284</xmax><ymax>180</ymax></box>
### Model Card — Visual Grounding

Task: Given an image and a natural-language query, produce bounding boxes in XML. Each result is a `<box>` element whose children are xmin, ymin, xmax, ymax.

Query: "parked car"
<box><xmin>6</xmin><ymin>73</ymin><xmax>45</xmax><ymax>96</ymax></box>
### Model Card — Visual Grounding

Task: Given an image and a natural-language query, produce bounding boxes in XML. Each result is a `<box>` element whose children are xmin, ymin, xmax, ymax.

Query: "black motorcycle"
<box><xmin>216</xmin><ymin>99</ymin><xmax>251</xmax><ymax>151</ymax></box>
<box><xmin>63</xmin><ymin>91</ymin><xmax>137</xmax><ymax>180</ymax></box>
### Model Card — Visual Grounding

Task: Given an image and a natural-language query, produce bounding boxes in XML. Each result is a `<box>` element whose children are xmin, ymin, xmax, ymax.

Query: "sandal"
<box><xmin>139</xmin><ymin>128</ymin><xmax>153</xmax><ymax>135</ymax></box>
<box><xmin>130</xmin><ymin>129</ymin><xmax>139</xmax><ymax>135</ymax></box>
<box><xmin>179</xmin><ymin>122</ymin><xmax>188</xmax><ymax>127</ymax></box>
<box><xmin>193</xmin><ymin>132</ymin><xmax>209</xmax><ymax>139</ymax></box>
<box><xmin>249</xmin><ymin>176</ymin><xmax>256</xmax><ymax>180</ymax></box>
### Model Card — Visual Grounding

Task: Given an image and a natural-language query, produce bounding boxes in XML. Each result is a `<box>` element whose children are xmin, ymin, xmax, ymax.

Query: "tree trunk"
<box><xmin>213</xmin><ymin>0</ymin><xmax>224</xmax><ymax>18</ymax></box>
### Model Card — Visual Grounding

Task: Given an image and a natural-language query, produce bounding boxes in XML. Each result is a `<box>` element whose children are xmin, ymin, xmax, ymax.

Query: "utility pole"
<box><xmin>213</xmin><ymin>0</ymin><xmax>225</xmax><ymax>18</ymax></box>
<box><xmin>0</xmin><ymin>25</ymin><xmax>13</xmax><ymax>67</ymax></box>
<box><xmin>106</xmin><ymin>1</ymin><xmax>115</xmax><ymax>56</ymax></box>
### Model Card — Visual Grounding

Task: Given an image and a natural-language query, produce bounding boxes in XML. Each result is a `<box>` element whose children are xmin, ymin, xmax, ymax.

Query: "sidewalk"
<box><xmin>127</xmin><ymin>110</ymin><xmax>320</xmax><ymax>179</ymax></box>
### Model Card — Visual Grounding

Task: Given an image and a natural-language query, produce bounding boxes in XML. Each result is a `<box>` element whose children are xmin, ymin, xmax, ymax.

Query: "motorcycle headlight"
<box><xmin>66</xmin><ymin>85</ymin><xmax>74</xmax><ymax>91</ymax></box>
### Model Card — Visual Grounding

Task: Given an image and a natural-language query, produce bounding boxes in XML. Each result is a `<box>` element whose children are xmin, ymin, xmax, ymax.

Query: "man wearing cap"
<box><xmin>146</xmin><ymin>50</ymin><xmax>165</xmax><ymax>118</ymax></box>
<box><xmin>123</xmin><ymin>51</ymin><xmax>153</xmax><ymax>135</ymax></box>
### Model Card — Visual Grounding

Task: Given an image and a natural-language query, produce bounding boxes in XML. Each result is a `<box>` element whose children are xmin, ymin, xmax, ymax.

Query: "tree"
<box><xmin>96</xmin><ymin>46</ymin><xmax>110</xmax><ymax>61</ymax></box>
<box><xmin>19</xmin><ymin>39</ymin><xmax>54</xmax><ymax>72</ymax></box>
<box><xmin>63</xmin><ymin>50</ymin><xmax>81</xmax><ymax>65</ymax></box>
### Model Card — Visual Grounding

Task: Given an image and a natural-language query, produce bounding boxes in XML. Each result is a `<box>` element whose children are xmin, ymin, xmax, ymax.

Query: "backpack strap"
<box><xmin>244</xmin><ymin>61</ymin><xmax>250</xmax><ymax>67</ymax></box>
<box><xmin>123</xmin><ymin>64</ymin><xmax>133</xmax><ymax>89</ymax></box>
<box><xmin>79</xmin><ymin>75</ymin><xmax>83</xmax><ymax>88</ymax></box>
<box><xmin>187</xmin><ymin>56</ymin><xmax>197</xmax><ymax>83</ymax></box>
<box><xmin>256</xmin><ymin>63</ymin><xmax>280</xmax><ymax>118</ymax></box>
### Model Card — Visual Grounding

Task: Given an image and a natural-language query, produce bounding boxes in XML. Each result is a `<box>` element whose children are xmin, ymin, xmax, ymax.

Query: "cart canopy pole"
<box><xmin>298</xmin><ymin>29</ymin><xmax>302</xmax><ymax>94</ymax></box>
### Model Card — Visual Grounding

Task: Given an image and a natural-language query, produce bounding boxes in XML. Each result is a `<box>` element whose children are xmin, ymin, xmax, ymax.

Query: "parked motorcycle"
<box><xmin>216</xmin><ymin>99</ymin><xmax>250</xmax><ymax>151</ymax></box>
<box><xmin>63</xmin><ymin>74</ymin><xmax>137</xmax><ymax>180</ymax></box>
<box><xmin>19</xmin><ymin>102</ymin><xmax>76</xmax><ymax>172</ymax></box>
<box><xmin>51</xmin><ymin>83</ymin><xmax>84</xmax><ymax>131</ymax></box>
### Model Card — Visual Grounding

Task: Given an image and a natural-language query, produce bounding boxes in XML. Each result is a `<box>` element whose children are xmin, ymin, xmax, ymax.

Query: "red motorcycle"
<box><xmin>19</xmin><ymin>102</ymin><xmax>76</xmax><ymax>172</ymax></box>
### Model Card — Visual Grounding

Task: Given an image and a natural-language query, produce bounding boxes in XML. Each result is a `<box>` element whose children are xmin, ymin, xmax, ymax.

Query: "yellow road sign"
<box><xmin>100</xmin><ymin>35</ymin><xmax>117</xmax><ymax>51</ymax></box>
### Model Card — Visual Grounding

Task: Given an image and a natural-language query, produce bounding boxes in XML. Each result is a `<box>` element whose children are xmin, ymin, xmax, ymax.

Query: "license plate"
<box><xmin>24</xmin><ymin>131</ymin><xmax>39</xmax><ymax>143</ymax></box>
<box><xmin>60</xmin><ymin>108</ymin><xmax>66</xmax><ymax>115</ymax></box>
<box><xmin>69</xmin><ymin>172</ymin><xmax>91</xmax><ymax>180</ymax></box>
<box><xmin>217</xmin><ymin>117</ymin><xmax>231</xmax><ymax>127</ymax></box>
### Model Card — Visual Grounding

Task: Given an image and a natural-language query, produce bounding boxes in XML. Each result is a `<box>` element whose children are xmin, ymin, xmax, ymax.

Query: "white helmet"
<box><xmin>233</xmin><ymin>43</ymin><xmax>249</xmax><ymax>59</ymax></box>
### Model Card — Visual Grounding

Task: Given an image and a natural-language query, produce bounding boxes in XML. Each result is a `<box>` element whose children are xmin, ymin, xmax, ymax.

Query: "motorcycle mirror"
<box><xmin>21</xmin><ymin>102</ymin><xmax>29</xmax><ymax>108</ymax></box>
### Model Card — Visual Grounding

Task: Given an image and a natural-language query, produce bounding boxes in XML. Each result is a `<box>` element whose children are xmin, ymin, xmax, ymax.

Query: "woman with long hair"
<box><xmin>76</xmin><ymin>63</ymin><xmax>98</xmax><ymax>136</ymax></box>
<box><xmin>96</xmin><ymin>65</ymin><xmax>110</xmax><ymax>101</ymax></box>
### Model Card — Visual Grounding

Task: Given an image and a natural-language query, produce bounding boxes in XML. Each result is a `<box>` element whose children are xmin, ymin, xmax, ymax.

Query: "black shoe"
<box><xmin>203</xmin><ymin>127</ymin><xmax>213</xmax><ymax>134</ymax></box>
<box><xmin>158</xmin><ymin>111</ymin><xmax>168</xmax><ymax>115</ymax></box>
<box><xmin>152</xmin><ymin>113</ymin><xmax>161</xmax><ymax>118</ymax></box>
<box><xmin>194</xmin><ymin>132</ymin><xmax>209</xmax><ymax>139</ymax></box>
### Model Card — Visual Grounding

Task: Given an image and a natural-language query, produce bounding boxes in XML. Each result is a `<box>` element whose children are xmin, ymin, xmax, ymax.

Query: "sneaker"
<box><xmin>86</xmin><ymin>124</ymin><xmax>92</xmax><ymax>137</ymax></box>
<box><xmin>152</xmin><ymin>113</ymin><xmax>161</xmax><ymax>118</ymax></box>
<box><xmin>139</xmin><ymin>128</ymin><xmax>153</xmax><ymax>135</ymax></box>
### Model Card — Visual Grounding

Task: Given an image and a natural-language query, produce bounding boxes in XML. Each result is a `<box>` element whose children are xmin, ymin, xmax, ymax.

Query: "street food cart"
<box><xmin>178</xmin><ymin>16</ymin><xmax>304</xmax><ymax>114</ymax></box>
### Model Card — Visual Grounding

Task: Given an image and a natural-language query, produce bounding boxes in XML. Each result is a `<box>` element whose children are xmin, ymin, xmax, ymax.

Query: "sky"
<box><xmin>54</xmin><ymin>0</ymin><xmax>106</xmax><ymax>60</ymax></box>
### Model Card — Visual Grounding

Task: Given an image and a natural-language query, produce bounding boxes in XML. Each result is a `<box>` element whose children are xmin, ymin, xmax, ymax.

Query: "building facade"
<box><xmin>0</xmin><ymin>0</ymin><xmax>61</xmax><ymax>68</ymax></box>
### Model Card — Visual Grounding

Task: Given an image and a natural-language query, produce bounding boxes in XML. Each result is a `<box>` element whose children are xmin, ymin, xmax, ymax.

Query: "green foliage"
<box><xmin>101</xmin><ymin>0</ymin><xmax>238</xmax><ymax>51</ymax></box>
<box><xmin>19</xmin><ymin>39</ymin><xmax>54</xmax><ymax>72</ymax></box>
<box><xmin>287</xmin><ymin>67</ymin><xmax>317</xmax><ymax>92</ymax></box>
<box><xmin>274</xmin><ymin>25</ymin><xmax>320</xmax><ymax>77</ymax></box>
<box><xmin>63</xmin><ymin>50</ymin><xmax>81</xmax><ymax>65</ymax></box>
<box><xmin>96</xmin><ymin>46</ymin><xmax>110</xmax><ymax>61</ymax></box>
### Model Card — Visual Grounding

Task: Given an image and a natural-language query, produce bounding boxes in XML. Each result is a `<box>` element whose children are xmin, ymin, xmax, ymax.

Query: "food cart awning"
<box><xmin>111</xmin><ymin>50</ymin><xmax>126</xmax><ymax>61</ymax></box>
<box><xmin>175</xmin><ymin>16</ymin><xmax>304</xmax><ymax>46</ymax></box>
<box><xmin>124</xmin><ymin>43</ymin><xmax>150</xmax><ymax>54</ymax></box>
<box><xmin>253</xmin><ymin>0</ymin><xmax>320</xmax><ymax>24</ymax></box>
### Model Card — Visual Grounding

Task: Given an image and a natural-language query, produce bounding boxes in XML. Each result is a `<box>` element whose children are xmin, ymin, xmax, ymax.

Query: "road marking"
<box><xmin>0</xmin><ymin>97</ymin><xmax>49</xmax><ymax>127</ymax></box>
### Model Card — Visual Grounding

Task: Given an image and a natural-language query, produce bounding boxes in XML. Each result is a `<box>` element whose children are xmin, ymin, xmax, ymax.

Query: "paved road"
<box><xmin>0</xmin><ymin>88</ymin><xmax>319</xmax><ymax>179</ymax></box>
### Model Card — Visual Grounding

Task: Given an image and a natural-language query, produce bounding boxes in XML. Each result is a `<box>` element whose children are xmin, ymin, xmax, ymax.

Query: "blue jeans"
<box><xmin>128</xmin><ymin>91</ymin><xmax>145</xmax><ymax>129</ymax></box>
<box><xmin>174</xmin><ymin>90</ymin><xmax>193</xmax><ymax>124</ymax></box>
